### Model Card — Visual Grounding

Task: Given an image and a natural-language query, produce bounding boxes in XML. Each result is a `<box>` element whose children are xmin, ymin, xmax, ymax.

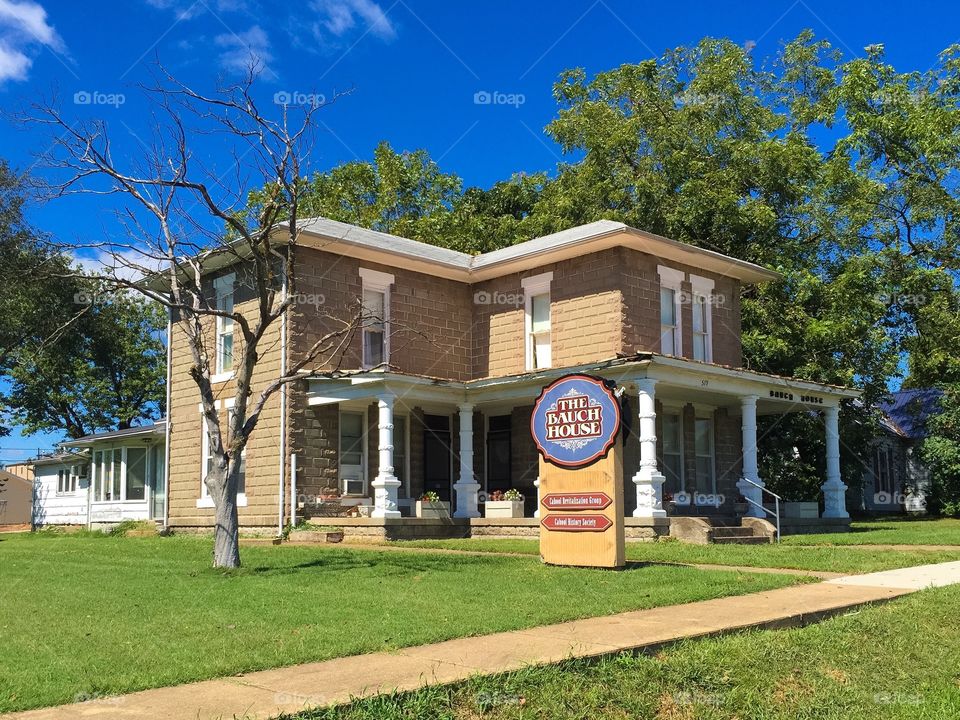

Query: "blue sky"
<box><xmin>0</xmin><ymin>0</ymin><xmax>957</xmax><ymax>461</ymax></box>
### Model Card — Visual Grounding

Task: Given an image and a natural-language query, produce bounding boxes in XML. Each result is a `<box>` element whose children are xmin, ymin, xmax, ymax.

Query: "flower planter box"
<box><xmin>416</xmin><ymin>501</ymin><xmax>451</xmax><ymax>519</ymax></box>
<box><xmin>484</xmin><ymin>500</ymin><xmax>525</xmax><ymax>519</ymax></box>
<box><xmin>784</xmin><ymin>501</ymin><xmax>819</xmax><ymax>519</ymax></box>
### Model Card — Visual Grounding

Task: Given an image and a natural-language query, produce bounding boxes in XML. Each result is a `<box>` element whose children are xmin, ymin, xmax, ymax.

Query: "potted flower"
<box><xmin>484</xmin><ymin>489</ymin><xmax>525</xmax><ymax>519</ymax></box>
<box><xmin>415</xmin><ymin>491</ymin><xmax>450</xmax><ymax>519</ymax></box>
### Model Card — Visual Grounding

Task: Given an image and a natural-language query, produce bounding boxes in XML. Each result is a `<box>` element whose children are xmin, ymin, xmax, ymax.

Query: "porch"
<box><xmin>294</xmin><ymin>353</ymin><xmax>858</xmax><ymax>539</ymax></box>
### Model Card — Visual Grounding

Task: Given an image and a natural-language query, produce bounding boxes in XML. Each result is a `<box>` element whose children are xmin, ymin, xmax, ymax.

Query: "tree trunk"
<box><xmin>212</xmin><ymin>472</ymin><xmax>241</xmax><ymax>568</ymax></box>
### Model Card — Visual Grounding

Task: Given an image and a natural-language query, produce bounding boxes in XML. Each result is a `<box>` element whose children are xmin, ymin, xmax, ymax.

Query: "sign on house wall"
<box><xmin>531</xmin><ymin>374</ymin><xmax>625</xmax><ymax>568</ymax></box>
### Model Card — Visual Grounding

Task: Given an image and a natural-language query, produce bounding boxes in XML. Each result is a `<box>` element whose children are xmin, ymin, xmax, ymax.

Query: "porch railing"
<box><xmin>740</xmin><ymin>477</ymin><xmax>781</xmax><ymax>543</ymax></box>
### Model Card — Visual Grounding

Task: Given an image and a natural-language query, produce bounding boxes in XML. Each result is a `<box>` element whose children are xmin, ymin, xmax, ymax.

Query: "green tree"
<box><xmin>4</xmin><ymin>291</ymin><xmax>166</xmax><ymax>439</ymax></box>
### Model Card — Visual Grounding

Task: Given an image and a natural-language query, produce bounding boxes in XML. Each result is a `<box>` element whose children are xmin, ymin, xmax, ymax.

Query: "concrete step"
<box><xmin>713</xmin><ymin>534</ymin><xmax>773</xmax><ymax>545</ymax></box>
<box><xmin>711</xmin><ymin>526</ymin><xmax>755</xmax><ymax>538</ymax></box>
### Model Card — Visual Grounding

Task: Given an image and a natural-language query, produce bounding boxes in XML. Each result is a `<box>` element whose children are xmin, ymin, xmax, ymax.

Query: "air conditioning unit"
<box><xmin>342</xmin><ymin>476</ymin><xmax>364</xmax><ymax>496</ymax></box>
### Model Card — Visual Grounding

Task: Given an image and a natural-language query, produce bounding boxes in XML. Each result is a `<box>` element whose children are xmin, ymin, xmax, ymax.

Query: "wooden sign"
<box><xmin>532</xmin><ymin>374</ymin><xmax>625</xmax><ymax>569</ymax></box>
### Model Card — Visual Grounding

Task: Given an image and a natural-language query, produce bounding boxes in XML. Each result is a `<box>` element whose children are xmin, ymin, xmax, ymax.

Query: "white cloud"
<box><xmin>214</xmin><ymin>24</ymin><xmax>271</xmax><ymax>74</ymax></box>
<box><xmin>312</xmin><ymin>0</ymin><xmax>395</xmax><ymax>41</ymax></box>
<box><xmin>0</xmin><ymin>0</ymin><xmax>64</xmax><ymax>82</ymax></box>
<box><xmin>143</xmin><ymin>0</ymin><xmax>245</xmax><ymax>21</ymax></box>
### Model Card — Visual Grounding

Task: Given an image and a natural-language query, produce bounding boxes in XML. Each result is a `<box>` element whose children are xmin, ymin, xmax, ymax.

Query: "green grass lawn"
<box><xmin>0</xmin><ymin>532</ymin><xmax>804</xmax><ymax>713</ymax></box>
<box><xmin>300</xmin><ymin>584</ymin><xmax>960</xmax><ymax>720</ymax></box>
<box><xmin>385</xmin><ymin>536</ymin><xmax>960</xmax><ymax>573</ymax></box>
<box><xmin>783</xmin><ymin>517</ymin><xmax>960</xmax><ymax>546</ymax></box>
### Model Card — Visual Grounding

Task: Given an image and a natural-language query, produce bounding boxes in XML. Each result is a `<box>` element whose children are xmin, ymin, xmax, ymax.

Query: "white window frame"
<box><xmin>56</xmin><ymin>466</ymin><xmax>77</xmax><ymax>495</ymax></box>
<box><xmin>88</xmin><ymin>447</ymin><xmax>149</xmax><ymax>504</ymax></box>
<box><xmin>690</xmin><ymin>274</ymin><xmax>715</xmax><ymax>363</ymax></box>
<box><xmin>693</xmin><ymin>415</ymin><xmax>716</xmax><ymax>495</ymax></box>
<box><xmin>198</xmin><ymin>399</ymin><xmax>248</xmax><ymax>508</ymax></box>
<box><xmin>522</xmin><ymin>272</ymin><xmax>553</xmax><ymax>371</ymax></box>
<box><xmin>659</xmin><ymin>410</ymin><xmax>685</xmax><ymax>493</ymax></box>
<box><xmin>359</xmin><ymin>268</ymin><xmax>394</xmax><ymax>370</ymax></box>
<box><xmin>338</xmin><ymin>408</ymin><xmax>368</xmax><ymax>497</ymax></box>
<box><xmin>657</xmin><ymin>265</ymin><xmax>684</xmax><ymax>357</ymax></box>
<box><xmin>393</xmin><ymin>413</ymin><xmax>411</xmax><ymax>502</ymax></box>
<box><xmin>212</xmin><ymin>273</ymin><xmax>235</xmax><ymax>383</ymax></box>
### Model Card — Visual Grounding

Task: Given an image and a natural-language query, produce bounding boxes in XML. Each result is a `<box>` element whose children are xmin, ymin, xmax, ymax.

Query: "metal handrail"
<box><xmin>740</xmin><ymin>477</ymin><xmax>781</xmax><ymax>542</ymax></box>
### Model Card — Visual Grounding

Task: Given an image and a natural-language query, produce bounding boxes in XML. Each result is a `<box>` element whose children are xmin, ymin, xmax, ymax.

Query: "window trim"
<box><xmin>213</xmin><ymin>273</ymin><xmax>236</xmax><ymax>382</ymax></box>
<box><xmin>197</xmin><ymin>398</ymin><xmax>248</xmax><ymax>508</ymax></box>
<box><xmin>693</xmin><ymin>415</ymin><xmax>717</xmax><ymax>495</ymax></box>
<box><xmin>689</xmin><ymin>274</ymin><xmax>715</xmax><ymax>363</ymax></box>
<box><xmin>89</xmin><ymin>447</ymin><xmax>153</xmax><ymax>504</ymax></box>
<box><xmin>338</xmin><ymin>408</ymin><xmax>369</xmax><ymax>497</ymax></box>
<box><xmin>359</xmin><ymin>268</ymin><xmax>394</xmax><ymax>370</ymax></box>
<box><xmin>657</xmin><ymin>265</ymin><xmax>684</xmax><ymax>357</ymax></box>
<box><xmin>522</xmin><ymin>272</ymin><xmax>553</xmax><ymax>371</ymax></box>
<box><xmin>658</xmin><ymin>411</ymin><xmax>685</xmax><ymax>494</ymax></box>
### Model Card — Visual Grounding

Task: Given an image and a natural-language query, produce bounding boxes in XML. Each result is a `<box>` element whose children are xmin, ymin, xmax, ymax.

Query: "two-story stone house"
<box><xmin>163</xmin><ymin>218</ymin><xmax>858</xmax><ymax>539</ymax></box>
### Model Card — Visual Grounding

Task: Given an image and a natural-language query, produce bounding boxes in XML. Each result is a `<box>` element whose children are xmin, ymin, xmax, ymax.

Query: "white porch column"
<box><xmin>736</xmin><ymin>395</ymin><xmax>765</xmax><ymax>518</ymax></box>
<box><xmin>371</xmin><ymin>393</ymin><xmax>401</xmax><ymax>519</ymax></box>
<box><xmin>533</xmin><ymin>477</ymin><xmax>541</xmax><ymax>518</ymax></box>
<box><xmin>454</xmin><ymin>403</ymin><xmax>480</xmax><ymax>518</ymax></box>
<box><xmin>632</xmin><ymin>378</ymin><xmax>667</xmax><ymax>518</ymax></box>
<box><xmin>821</xmin><ymin>405</ymin><xmax>849</xmax><ymax>519</ymax></box>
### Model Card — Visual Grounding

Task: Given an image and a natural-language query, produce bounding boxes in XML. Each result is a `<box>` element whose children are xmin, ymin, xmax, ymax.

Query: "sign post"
<box><xmin>531</xmin><ymin>373</ymin><xmax>625</xmax><ymax>568</ymax></box>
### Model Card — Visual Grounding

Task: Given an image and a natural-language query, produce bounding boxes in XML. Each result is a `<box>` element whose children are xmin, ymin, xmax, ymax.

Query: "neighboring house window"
<box><xmin>659</xmin><ymin>412</ymin><xmax>684</xmax><ymax>495</ymax></box>
<box><xmin>694</xmin><ymin>417</ymin><xmax>715</xmax><ymax>494</ymax></box>
<box><xmin>359</xmin><ymin>268</ymin><xmax>394</xmax><ymax>369</ymax></box>
<box><xmin>657</xmin><ymin>266</ymin><xmax>684</xmax><ymax>356</ymax></box>
<box><xmin>339</xmin><ymin>410</ymin><xmax>366</xmax><ymax>496</ymax></box>
<box><xmin>486</xmin><ymin>414</ymin><xmax>512</xmax><ymax>493</ymax></box>
<box><xmin>522</xmin><ymin>272</ymin><xmax>553</xmax><ymax>371</ymax></box>
<box><xmin>214</xmin><ymin>273</ymin><xmax>235</xmax><ymax>378</ymax></box>
<box><xmin>690</xmin><ymin>275</ymin><xmax>715</xmax><ymax>363</ymax></box>
<box><xmin>199</xmin><ymin>404</ymin><xmax>246</xmax><ymax>506</ymax></box>
<box><xmin>56</xmin><ymin>467</ymin><xmax>77</xmax><ymax>495</ymax></box>
<box><xmin>873</xmin><ymin>445</ymin><xmax>895</xmax><ymax>495</ymax></box>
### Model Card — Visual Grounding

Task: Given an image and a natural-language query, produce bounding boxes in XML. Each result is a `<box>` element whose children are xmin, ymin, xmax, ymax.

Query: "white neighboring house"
<box><xmin>31</xmin><ymin>451</ymin><xmax>91</xmax><ymax>527</ymax></box>
<box><xmin>32</xmin><ymin>420</ymin><xmax>167</xmax><ymax>527</ymax></box>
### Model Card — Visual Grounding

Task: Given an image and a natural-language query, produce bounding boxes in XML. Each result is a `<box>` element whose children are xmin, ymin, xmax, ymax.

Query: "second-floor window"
<box><xmin>657</xmin><ymin>266</ymin><xmax>684</xmax><ymax>356</ymax></box>
<box><xmin>690</xmin><ymin>275</ymin><xmax>714</xmax><ymax>363</ymax></box>
<box><xmin>522</xmin><ymin>272</ymin><xmax>553</xmax><ymax>371</ymax></box>
<box><xmin>214</xmin><ymin>273</ymin><xmax>235</xmax><ymax>377</ymax></box>
<box><xmin>359</xmin><ymin>268</ymin><xmax>394</xmax><ymax>369</ymax></box>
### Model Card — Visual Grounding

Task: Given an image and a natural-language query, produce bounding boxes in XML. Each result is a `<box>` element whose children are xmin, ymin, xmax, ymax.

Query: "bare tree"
<box><xmin>22</xmin><ymin>70</ymin><xmax>363</xmax><ymax>567</ymax></box>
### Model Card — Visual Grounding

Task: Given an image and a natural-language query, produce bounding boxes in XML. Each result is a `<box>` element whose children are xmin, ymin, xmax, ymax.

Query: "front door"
<box><xmin>423</xmin><ymin>414</ymin><xmax>452</xmax><ymax>501</ymax></box>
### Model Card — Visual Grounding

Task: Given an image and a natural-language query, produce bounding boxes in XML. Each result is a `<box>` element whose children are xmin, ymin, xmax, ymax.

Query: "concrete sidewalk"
<box><xmin>7</xmin><ymin>561</ymin><xmax>960</xmax><ymax>720</ymax></box>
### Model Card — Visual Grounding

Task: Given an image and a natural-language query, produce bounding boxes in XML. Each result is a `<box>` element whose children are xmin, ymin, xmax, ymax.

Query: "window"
<box><xmin>694</xmin><ymin>417</ymin><xmax>715</xmax><ymax>494</ymax></box>
<box><xmin>874</xmin><ymin>446</ymin><xmax>895</xmax><ymax>495</ymax></box>
<box><xmin>522</xmin><ymin>272</ymin><xmax>553</xmax><ymax>371</ymax></box>
<box><xmin>657</xmin><ymin>266</ymin><xmax>684</xmax><ymax>356</ymax></box>
<box><xmin>690</xmin><ymin>275</ymin><xmax>715</xmax><ymax>363</ymax></box>
<box><xmin>201</xmin><ymin>411</ymin><xmax>246</xmax><ymax>497</ymax></box>
<box><xmin>214</xmin><ymin>273</ymin><xmax>235</xmax><ymax>377</ymax></box>
<box><xmin>56</xmin><ymin>467</ymin><xmax>78</xmax><ymax>495</ymax></box>
<box><xmin>659</xmin><ymin>413</ymin><xmax>684</xmax><ymax>495</ymax></box>
<box><xmin>126</xmin><ymin>447</ymin><xmax>147</xmax><ymax>501</ymax></box>
<box><xmin>486</xmin><ymin>415</ymin><xmax>512</xmax><ymax>493</ymax></box>
<box><xmin>394</xmin><ymin>415</ymin><xmax>408</xmax><ymax>499</ymax></box>
<box><xmin>339</xmin><ymin>410</ymin><xmax>366</xmax><ymax>496</ymax></box>
<box><xmin>359</xmin><ymin>268</ymin><xmax>394</xmax><ymax>369</ymax></box>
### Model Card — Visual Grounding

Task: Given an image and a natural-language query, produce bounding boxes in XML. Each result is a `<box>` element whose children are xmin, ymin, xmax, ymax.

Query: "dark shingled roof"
<box><xmin>878</xmin><ymin>389</ymin><xmax>943</xmax><ymax>440</ymax></box>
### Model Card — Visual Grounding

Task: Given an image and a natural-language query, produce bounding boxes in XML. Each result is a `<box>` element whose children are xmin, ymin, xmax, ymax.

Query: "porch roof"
<box><xmin>63</xmin><ymin>419</ymin><xmax>167</xmax><ymax>449</ymax></box>
<box><xmin>306</xmin><ymin>354</ymin><xmax>859</xmax><ymax>414</ymax></box>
